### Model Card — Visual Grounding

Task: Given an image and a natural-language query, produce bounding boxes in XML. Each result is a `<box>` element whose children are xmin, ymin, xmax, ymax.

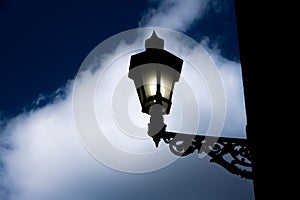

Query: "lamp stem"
<box><xmin>148</xmin><ymin>105</ymin><xmax>167</xmax><ymax>147</ymax></box>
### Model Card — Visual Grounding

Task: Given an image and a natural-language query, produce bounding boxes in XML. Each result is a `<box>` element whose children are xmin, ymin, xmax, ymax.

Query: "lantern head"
<box><xmin>128</xmin><ymin>31</ymin><xmax>183</xmax><ymax>115</ymax></box>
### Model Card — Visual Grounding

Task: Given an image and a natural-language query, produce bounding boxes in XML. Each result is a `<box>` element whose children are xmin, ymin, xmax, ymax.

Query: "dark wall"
<box><xmin>234</xmin><ymin>0</ymin><xmax>290</xmax><ymax>199</ymax></box>
<box><xmin>234</xmin><ymin>1</ymin><xmax>279</xmax><ymax>199</ymax></box>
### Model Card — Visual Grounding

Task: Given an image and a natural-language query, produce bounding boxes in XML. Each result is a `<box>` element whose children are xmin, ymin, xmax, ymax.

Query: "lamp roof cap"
<box><xmin>145</xmin><ymin>31</ymin><xmax>164</xmax><ymax>49</ymax></box>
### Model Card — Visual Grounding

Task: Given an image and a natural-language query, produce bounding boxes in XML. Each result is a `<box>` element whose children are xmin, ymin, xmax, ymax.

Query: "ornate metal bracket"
<box><xmin>161</xmin><ymin>132</ymin><xmax>252</xmax><ymax>179</ymax></box>
<box><xmin>148</xmin><ymin>109</ymin><xmax>253</xmax><ymax>179</ymax></box>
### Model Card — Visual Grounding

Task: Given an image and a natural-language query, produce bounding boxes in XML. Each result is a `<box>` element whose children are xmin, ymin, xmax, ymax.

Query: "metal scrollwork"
<box><xmin>158</xmin><ymin>132</ymin><xmax>253</xmax><ymax>179</ymax></box>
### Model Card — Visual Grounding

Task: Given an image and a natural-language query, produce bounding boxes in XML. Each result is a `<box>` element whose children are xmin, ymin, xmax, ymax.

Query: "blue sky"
<box><xmin>0</xmin><ymin>0</ymin><xmax>254</xmax><ymax>200</ymax></box>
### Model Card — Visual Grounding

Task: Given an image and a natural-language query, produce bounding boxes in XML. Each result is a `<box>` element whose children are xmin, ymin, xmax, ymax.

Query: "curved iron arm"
<box><xmin>147</xmin><ymin>109</ymin><xmax>253</xmax><ymax>179</ymax></box>
<box><xmin>162</xmin><ymin>131</ymin><xmax>252</xmax><ymax>179</ymax></box>
<box><xmin>149</xmin><ymin>125</ymin><xmax>253</xmax><ymax>179</ymax></box>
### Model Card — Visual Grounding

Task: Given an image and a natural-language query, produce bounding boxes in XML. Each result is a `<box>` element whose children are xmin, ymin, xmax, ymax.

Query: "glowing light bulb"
<box><xmin>149</xmin><ymin>78</ymin><xmax>156</xmax><ymax>96</ymax></box>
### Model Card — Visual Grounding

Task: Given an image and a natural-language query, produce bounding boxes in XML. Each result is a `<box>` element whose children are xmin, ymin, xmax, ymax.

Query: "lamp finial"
<box><xmin>145</xmin><ymin>30</ymin><xmax>164</xmax><ymax>49</ymax></box>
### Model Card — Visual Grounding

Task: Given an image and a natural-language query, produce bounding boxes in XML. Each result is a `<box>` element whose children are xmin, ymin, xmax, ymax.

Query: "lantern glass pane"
<box><xmin>139</xmin><ymin>64</ymin><xmax>158</xmax><ymax>98</ymax></box>
<box><xmin>136</xmin><ymin>86</ymin><xmax>145</xmax><ymax>106</ymax></box>
<box><xmin>159</xmin><ymin>65</ymin><xmax>178</xmax><ymax>101</ymax></box>
<box><xmin>144</xmin><ymin>79</ymin><xmax>157</xmax><ymax>98</ymax></box>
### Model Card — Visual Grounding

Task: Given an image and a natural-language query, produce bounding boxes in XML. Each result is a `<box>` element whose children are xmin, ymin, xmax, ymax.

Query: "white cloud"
<box><xmin>140</xmin><ymin>0</ymin><xmax>210</xmax><ymax>32</ymax></box>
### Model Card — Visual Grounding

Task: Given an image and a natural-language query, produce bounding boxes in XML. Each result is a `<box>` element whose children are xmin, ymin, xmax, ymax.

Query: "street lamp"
<box><xmin>128</xmin><ymin>31</ymin><xmax>253</xmax><ymax>179</ymax></box>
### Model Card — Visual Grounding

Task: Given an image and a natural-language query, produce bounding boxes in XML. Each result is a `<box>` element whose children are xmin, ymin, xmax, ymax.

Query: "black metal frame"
<box><xmin>148</xmin><ymin>112</ymin><xmax>253</xmax><ymax>180</ymax></box>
